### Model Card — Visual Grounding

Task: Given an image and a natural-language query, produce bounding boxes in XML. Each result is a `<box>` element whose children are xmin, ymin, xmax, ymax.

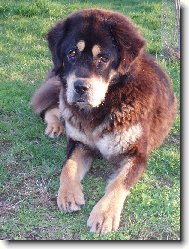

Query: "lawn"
<box><xmin>0</xmin><ymin>0</ymin><xmax>180</xmax><ymax>240</ymax></box>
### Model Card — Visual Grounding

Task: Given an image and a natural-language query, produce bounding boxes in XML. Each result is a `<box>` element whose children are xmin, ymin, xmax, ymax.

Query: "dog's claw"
<box><xmin>96</xmin><ymin>222</ymin><xmax>100</xmax><ymax>230</ymax></box>
<box><xmin>60</xmin><ymin>204</ymin><xmax>65</xmax><ymax>213</ymax></box>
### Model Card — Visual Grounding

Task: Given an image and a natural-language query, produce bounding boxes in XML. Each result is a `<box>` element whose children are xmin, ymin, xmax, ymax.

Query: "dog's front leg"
<box><xmin>57</xmin><ymin>143</ymin><xmax>93</xmax><ymax>213</ymax></box>
<box><xmin>87</xmin><ymin>153</ymin><xmax>147</xmax><ymax>235</ymax></box>
<box><xmin>44</xmin><ymin>107</ymin><xmax>64</xmax><ymax>138</ymax></box>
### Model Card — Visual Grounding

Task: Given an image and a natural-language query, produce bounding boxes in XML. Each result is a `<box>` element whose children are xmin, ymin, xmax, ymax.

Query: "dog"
<box><xmin>31</xmin><ymin>9</ymin><xmax>177</xmax><ymax>235</ymax></box>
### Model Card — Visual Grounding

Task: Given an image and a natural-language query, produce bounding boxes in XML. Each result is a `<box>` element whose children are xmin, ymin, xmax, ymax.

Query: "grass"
<box><xmin>0</xmin><ymin>0</ymin><xmax>180</xmax><ymax>240</ymax></box>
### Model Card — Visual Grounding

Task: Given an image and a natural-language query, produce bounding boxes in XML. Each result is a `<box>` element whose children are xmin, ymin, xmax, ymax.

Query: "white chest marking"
<box><xmin>95</xmin><ymin>124</ymin><xmax>143</xmax><ymax>159</ymax></box>
<box><xmin>65</xmin><ymin>122</ymin><xmax>142</xmax><ymax>159</ymax></box>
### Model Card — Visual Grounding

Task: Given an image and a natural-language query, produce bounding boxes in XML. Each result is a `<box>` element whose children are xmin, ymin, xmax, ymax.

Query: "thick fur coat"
<box><xmin>31</xmin><ymin>9</ymin><xmax>177</xmax><ymax>235</ymax></box>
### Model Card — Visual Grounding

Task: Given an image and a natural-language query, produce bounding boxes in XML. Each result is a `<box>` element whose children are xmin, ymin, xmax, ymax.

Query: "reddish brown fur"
<box><xmin>31</xmin><ymin>9</ymin><xmax>177</xmax><ymax>235</ymax></box>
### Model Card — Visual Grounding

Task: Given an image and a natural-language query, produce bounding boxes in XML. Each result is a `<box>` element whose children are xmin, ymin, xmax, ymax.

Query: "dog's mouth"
<box><xmin>75</xmin><ymin>97</ymin><xmax>86</xmax><ymax>103</ymax></box>
<box><xmin>74</xmin><ymin>98</ymin><xmax>92</xmax><ymax>107</ymax></box>
<box><xmin>70</xmin><ymin>89</ymin><xmax>107</xmax><ymax>110</ymax></box>
<box><xmin>72</xmin><ymin>91</ymin><xmax>94</xmax><ymax>107</ymax></box>
<box><xmin>74</xmin><ymin>101</ymin><xmax>93</xmax><ymax>112</ymax></box>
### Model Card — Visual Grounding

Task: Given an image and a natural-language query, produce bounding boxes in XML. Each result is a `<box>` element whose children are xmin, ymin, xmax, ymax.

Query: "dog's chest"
<box><xmin>60</xmin><ymin>103</ymin><xmax>142</xmax><ymax>159</ymax></box>
<box><xmin>65</xmin><ymin>121</ymin><xmax>95</xmax><ymax>148</ymax></box>
<box><xmin>65</xmin><ymin>119</ymin><xmax>142</xmax><ymax>161</ymax></box>
<box><xmin>66</xmin><ymin>121</ymin><xmax>142</xmax><ymax>159</ymax></box>
<box><xmin>95</xmin><ymin>124</ymin><xmax>142</xmax><ymax>159</ymax></box>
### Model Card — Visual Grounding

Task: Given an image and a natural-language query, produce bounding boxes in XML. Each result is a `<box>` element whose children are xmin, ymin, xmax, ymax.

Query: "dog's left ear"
<box><xmin>105</xmin><ymin>14</ymin><xmax>146</xmax><ymax>75</ymax></box>
<box><xmin>47</xmin><ymin>18</ymin><xmax>70</xmax><ymax>73</ymax></box>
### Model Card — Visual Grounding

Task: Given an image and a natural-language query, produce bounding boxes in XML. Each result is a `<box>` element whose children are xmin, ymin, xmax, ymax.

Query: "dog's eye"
<box><xmin>98</xmin><ymin>55</ymin><xmax>109</xmax><ymax>64</ymax></box>
<box><xmin>68</xmin><ymin>49</ymin><xmax>77</xmax><ymax>61</ymax></box>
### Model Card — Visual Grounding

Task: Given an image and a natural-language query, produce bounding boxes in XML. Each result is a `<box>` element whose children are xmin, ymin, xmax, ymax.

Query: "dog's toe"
<box><xmin>87</xmin><ymin>197</ymin><xmax>120</xmax><ymax>235</ymax></box>
<box><xmin>57</xmin><ymin>183</ymin><xmax>85</xmax><ymax>213</ymax></box>
<box><xmin>45</xmin><ymin>122</ymin><xmax>64</xmax><ymax>138</ymax></box>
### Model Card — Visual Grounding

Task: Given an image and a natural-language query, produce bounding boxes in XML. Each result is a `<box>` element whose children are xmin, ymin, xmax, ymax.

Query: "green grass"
<box><xmin>0</xmin><ymin>0</ymin><xmax>180</xmax><ymax>240</ymax></box>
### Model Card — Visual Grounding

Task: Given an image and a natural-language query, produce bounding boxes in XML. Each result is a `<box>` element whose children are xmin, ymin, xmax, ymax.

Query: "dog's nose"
<box><xmin>74</xmin><ymin>80</ymin><xmax>89</xmax><ymax>95</ymax></box>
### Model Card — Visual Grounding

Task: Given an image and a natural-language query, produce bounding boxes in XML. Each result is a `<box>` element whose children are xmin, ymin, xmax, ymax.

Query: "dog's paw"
<box><xmin>45</xmin><ymin>122</ymin><xmax>64</xmax><ymax>138</ymax></box>
<box><xmin>57</xmin><ymin>181</ymin><xmax>85</xmax><ymax>213</ymax></box>
<box><xmin>87</xmin><ymin>196</ymin><xmax>121</xmax><ymax>235</ymax></box>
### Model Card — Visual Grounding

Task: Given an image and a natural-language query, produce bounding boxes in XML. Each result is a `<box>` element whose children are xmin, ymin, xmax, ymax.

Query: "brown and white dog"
<box><xmin>31</xmin><ymin>9</ymin><xmax>177</xmax><ymax>235</ymax></box>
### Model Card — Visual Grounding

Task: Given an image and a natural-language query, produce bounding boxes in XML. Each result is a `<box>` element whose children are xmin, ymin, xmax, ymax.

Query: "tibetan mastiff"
<box><xmin>31</xmin><ymin>9</ymin><xmax>177</xmax><ymax>235</ymax></box>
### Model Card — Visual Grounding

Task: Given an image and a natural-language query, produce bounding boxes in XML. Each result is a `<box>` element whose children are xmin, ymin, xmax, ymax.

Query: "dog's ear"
<box><xmin>105</xmin><ymin>14</ymin><xmax>145</xmax><ymax>75</ymax></box>
<box><xmin>47</xmin><ymin>19</ymin><xmax>69</xmax><ymax>73</ymax></box>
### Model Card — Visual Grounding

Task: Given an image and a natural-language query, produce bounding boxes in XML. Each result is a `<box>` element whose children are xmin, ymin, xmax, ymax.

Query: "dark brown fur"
<box><xmin>31</xmin><ymin>9</ymin><xmax>177</xmax><ymax>235</ymax></box>
<box><xmin>31</xmin><ymin>72</ymin><xmax>61</xmax><ymax>118</ymax></box>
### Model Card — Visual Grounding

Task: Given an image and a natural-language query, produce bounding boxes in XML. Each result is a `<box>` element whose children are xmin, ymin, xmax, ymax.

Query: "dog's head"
<box><xmin>47</xmin><ymin>9</ymin><xmax>145</xmax><ymax>110</ymax></box>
